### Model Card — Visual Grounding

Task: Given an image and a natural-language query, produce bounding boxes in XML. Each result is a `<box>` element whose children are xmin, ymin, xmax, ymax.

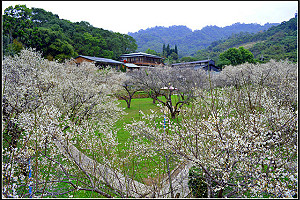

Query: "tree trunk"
<box><xmin>151</xmin><ymin>94</ymin><xmax>157</xmax><ymax>104</ymax></box>
<box><xmin>127</xmin><ymin>98</ymin><xmax>131</xmax><ymax>108</ymax></box>
<box><xmin>218</xmin><ymin>188</ymin><xmax>223</xmax><ymax>198</ymax></box>
<box><xmin>205</xmin><ymin>173</ymin><xmax>212</xmax><ymax>198</ymax></box>
<box><xmin>171</xmin><ymin>111</ymin><xmax>176</xmax><ymax>119</ymax></box>
<box><xmin>152</xmin><ymin>97</ymin><xmax>156</xmax><ymax>104</ymax></box>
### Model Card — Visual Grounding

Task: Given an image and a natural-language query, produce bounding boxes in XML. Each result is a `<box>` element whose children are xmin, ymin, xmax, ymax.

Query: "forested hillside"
<box><xmin>2</xmin><ymin>5</ymin><xmax>137</xmax><ymax>61</ymax></box>
<box><xmin>193</xmin><ymin>16</ymin><xmax>297</xmax><ymax>65</ymax></box>
<box><xmin>128</xmin><ymin>23</ymin><xmax>278</xmax><ymax>57</ymax></box>
<box><xmin>3</xmin><ymin>4</ymin><xmax>296</xmax><ymax>65</ymax></box>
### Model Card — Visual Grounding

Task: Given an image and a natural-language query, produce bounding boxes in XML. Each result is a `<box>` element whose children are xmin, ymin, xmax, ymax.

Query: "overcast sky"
<box><xmin>2</xmin><ymin>1</ymin><xmax>298</xmax><ymax>34</ymax></box>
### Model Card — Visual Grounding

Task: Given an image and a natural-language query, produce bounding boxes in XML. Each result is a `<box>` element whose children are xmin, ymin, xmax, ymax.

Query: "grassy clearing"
<box><xmin>115</xmin><ymin>97</ymin><xmax>184</xmax><ymax>183</ymax></box>
<box><xmin>115</xmin><ymin>97</ymin><xmax>161</xmax><ymax>144</ymax></box>
<box><xmin>71</xmin><ymin>96</ymin><xmax>183</xmax><ymax>185</ymax></box>
<box><xmin>115</xmin><ymin>95</ymin><xmax>185</xmax><ymax>142</ymax></box>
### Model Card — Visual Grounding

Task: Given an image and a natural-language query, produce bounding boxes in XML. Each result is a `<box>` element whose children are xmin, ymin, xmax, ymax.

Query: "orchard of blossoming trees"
<box><xmin>2</xmin><ymin>48</ymin><xmax>297</xmax><ymax>198</ymax></box>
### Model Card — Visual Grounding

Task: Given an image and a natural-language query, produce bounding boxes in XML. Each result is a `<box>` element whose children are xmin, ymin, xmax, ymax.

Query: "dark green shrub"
<box><xmin>188</xmin><ymin>166</ymin><xmax>208</xmax><ymax>198</ymax></box>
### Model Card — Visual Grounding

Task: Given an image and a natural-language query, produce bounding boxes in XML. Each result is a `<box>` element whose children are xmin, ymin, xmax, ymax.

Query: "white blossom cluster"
<box><xmin>2</xmin><ymin>48</ymin><xmax>297</xmax><ymax>198</ymax></box>
<box><xmin>2</xmin><ymin>49</ymin><xmax>125</xmax><ymax>198</ymax></box>
<box><xmin>125</xmin><ymin>61</ymin><xmax>298</xmax><ymax>198</ymax></box>
<box><xmin>211</xmin><ymin>60</ymin><xmax>297</xmax><ymax>106</ymax></box>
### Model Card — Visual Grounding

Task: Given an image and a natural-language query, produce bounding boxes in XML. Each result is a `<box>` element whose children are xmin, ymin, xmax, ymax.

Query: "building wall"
<box><xmin>74</xmin><ymin>57</ymin><xmax>93</xmax><ymax>64</ymax></box>
<box><xmin>121</xmin><ymin>56</ymin><xmax>163</xmax><ymax>66</ymax></box>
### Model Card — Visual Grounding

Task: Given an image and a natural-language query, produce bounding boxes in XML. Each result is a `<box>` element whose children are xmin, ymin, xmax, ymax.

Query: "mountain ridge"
<box><xmin>128</xmin><ymin>23</ymin><xmax>279</xmax><ymax>57</ymax></box>
<box><xmin>193</xmin><ymin>16</ymin><xmax>297</xmax><ymax>65</ymax></box>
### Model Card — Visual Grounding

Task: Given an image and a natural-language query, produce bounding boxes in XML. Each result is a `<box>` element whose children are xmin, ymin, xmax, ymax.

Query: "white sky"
<box><xmin>2</xmin><ymin>1</ymin><xmax>298</xmax><ymax>34</ymax></box>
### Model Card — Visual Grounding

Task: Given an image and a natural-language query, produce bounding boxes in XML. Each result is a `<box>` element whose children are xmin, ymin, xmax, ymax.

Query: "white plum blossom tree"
<box><xmin>125</xmin><ymin>61</ymin><xmax>298</xmax><ymax>198</ymax></box>
<box><xmin>111</xmin><ymin>72</ymin><xmax>142</xmax><ymax>108</ymax></box>
<box><xmin>2</xmin><ymin>49</ymin><xmax>297</xmax><ymax>198</ymax></box>
<box><xmin>2</xmin><ymin>48</ymin><xmax>149</xmax><ymax>198</ymax></box>
<box><xmin>130</xmin><ymin>66</ymin><xmax>208</xmax><ymax>119</ymax></box>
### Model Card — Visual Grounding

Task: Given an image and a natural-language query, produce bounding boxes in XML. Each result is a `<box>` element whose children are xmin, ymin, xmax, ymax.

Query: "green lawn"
<box><xmin>114</xmin><ymin>97</ymin><xmax>181</xmax><ymax>184</ymax></box>
<box><xmin>115</xmin><ymin>95</ymin><xmax>186</xmax><ymax>145</ymax></box>
<box><xmin>115</xmin><ymin>98</ymin><xmax>164</xmax><ymax>183</ymax></box>
<box><xmin>115</xmin><ymin>97</ymin><xmax>161</xmax><ymax>144</ymax></box>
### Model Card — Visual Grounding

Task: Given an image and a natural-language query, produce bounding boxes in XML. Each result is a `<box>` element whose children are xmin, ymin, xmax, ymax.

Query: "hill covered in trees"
<box><xmin>193</xmin><ymin>16</ymin><xmax>297</xmax><ymax>66</ymax></box>
<box><xmin>128</xmin><ymin>23</ymin><xmax>278</xmax><ymax>57</ymax></box>
<box><xmin>3</xmin><ymin>4</ymin><xmax>296</xmax><ymax>66</ymax></box>
<box><xmin>3</xmin><ymin>5</ymin><xmax>137</xmax><ymax>61</ymax></box>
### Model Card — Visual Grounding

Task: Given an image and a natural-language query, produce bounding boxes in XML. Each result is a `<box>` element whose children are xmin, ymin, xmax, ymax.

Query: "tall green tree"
<box><xmin>3</xmin><ymin>5</ymin><xmax>33</xmax><ymax>45</ymax></box>
<box><xmin>166</xmin><ymin>44</ymin><xmax>170</xmax><ymax>56</ymax></box>
<box><xmin>238</xmin><ymin>46</ymin><xmax>255</xmax><ymax>64</ymax></box>
<box><xmin>218</xmin><ymin>47</ymin><xmax>255</xmax><ymax>67</ymax></box>
<box><xmin>162</xmin><ymin>44</ymin><xmax>166</xmax><ymax>57</ymax></box>
<box><xmin>175</xmin><ymin>44</ymin><xmax>178</xmax><ymax>54</ymax></box>
<box><xmin>162</xmin><ymin>44</ymin><xmax>178</xmax><ymax>60</ymax></box>
<box><xmin>170</xmin><ymin>52</ymin><xmax>179</xmax><ymax>60</ymax></box>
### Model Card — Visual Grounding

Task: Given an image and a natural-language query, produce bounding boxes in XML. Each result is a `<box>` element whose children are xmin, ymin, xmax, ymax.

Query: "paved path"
<box><xmin>54</xmin><ymin>139</ymin><xmax>152</xmax><ymax>197</ymax></box>
<box><xmin>155</xmin><ymin>160</ymin><xmax>193</xmax><ymax>198</ymax></box>
<box><xmin>54</xmin><ymin>138</ymin><xmax>192</xmax><ymax>198</ymax></box>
